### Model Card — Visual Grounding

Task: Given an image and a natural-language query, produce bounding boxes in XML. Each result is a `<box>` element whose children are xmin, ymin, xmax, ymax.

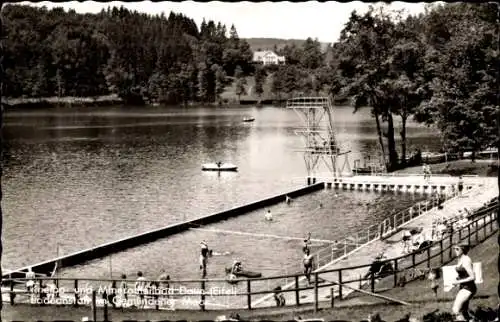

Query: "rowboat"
<box><xmin>201</xmin><ymin>162</ymin><xmax>238</xmax><ymax>171</ymax></box>
<box><xmin>242</xmin><ymin>117</ymin><xmax>255</xmax><ymax>122</ymax></box>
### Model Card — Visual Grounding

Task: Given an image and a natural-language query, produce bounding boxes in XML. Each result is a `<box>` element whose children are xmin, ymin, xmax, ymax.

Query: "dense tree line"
<box><xmin>329</xmin><ymin>3</ymin><xmax>499</xmax><ymax>170</ymax></box>
<box><xmin>2</xmin><ymin>5</ymin><xmax>253</xmax><ymax>105</ymax></box>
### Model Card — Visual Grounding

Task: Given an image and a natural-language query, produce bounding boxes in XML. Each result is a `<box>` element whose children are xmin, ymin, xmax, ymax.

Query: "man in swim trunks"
<box><xmin>303</xmin><ymin>249</ymin><xmax>314</xmax><ymax>284</ymax></box>
<box><xmin>265</xmin><ymin>209</ymin><xmax>273</xmax><ymax>221</ymax></box>
<box><xmin>200</xmin><ymin>241</ymin><xmax>209</xmax><ymax>277</ymax></box>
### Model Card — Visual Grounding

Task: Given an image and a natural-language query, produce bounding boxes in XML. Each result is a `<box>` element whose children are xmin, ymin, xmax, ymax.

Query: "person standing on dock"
<box><xmin>303</xmin><ymin>249</ymin><xmax>314</xmax><ymax>284</ymax></box>
<box><xmin>119</xmin><ymin>274</ymin><xmax>128</xmax><ymax>308</ymax></box>
<box><xmin>200</xmin><ymin>241</ymin><xmax>209</xmax><ymax>277</ymax></box>
<box><xmin>25</xmin><ymin>267</ymin><xmax>35</xmax><ymax>294</ymax></box>
<box><xmin>135</xmin><ymin>271</ymin><xmax>147</xmax><ymax>309</ymax></box>
<box><xmin>458</xmin><ymin>176</ymin><xmax>464</xmax><ymax>196</ymax></box>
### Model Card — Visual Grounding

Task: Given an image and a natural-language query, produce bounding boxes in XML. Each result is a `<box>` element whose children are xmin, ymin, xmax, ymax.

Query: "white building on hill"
<box><xmin>252</xmin><ymin>50</ymin><xmax>286</xmax><ymax>65</ymax></box>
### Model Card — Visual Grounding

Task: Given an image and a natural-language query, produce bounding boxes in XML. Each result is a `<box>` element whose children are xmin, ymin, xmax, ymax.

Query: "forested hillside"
<box><xmin>2</xmin><ymin>5</ymin><xmax>254</xmax><ymax>105</ymax></box>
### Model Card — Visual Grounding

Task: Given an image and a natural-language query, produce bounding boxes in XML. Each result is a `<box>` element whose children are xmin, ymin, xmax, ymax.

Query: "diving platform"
<box><xmin>287</xmin><ymin>96</ymin><xmax>352</xmax><ymax>178</ymax></box>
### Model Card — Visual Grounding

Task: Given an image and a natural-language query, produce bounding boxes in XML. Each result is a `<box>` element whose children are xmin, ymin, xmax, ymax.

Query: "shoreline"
<box><xmin>0</xmin><ymin>96</ymin><xmax>284</xmax><ymax>109</ymax></box>
<box><xmin>1</xmin><ymin>95</ymin><xmax>124</xmax><ymax>109</ymax></box>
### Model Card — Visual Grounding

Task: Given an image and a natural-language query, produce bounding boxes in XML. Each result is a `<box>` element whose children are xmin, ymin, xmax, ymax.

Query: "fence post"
<box><xmin>10</xmin><ymin>280</ymin><xmax>14</xmax><ymax>305</ymax></box>
<box><xmin>55</xmin><ymin>278</ymin><xmax>59</xmax><ymax>298</ymax></box>
<box><xmin>475</xmin><ymin>220</ymin><xmax>479</xmax><ymax>242</ymax></box>
<box><xmin>295</xmin><ymin>275</ymin><xmax>300</xmax><ymax>306</ymax></box>
<box><xmin>393</xmin><ymin>259</ymin><xmax>398</xmax><ymax>288</ymax></box>
<box><xmin>74</xmin><ymin>279</ymin><xmax>79</xmax><ymax>307</ymax></box>
<box><xmin>483</xmin><ymin>217</ymin><xmax>487</xmax><ymax>240</ymax></box>
<box><xmin>459</xmin><ymin>227</ymin><xmax>462</xmax><ymax>242</ymax></box>
<box><xmin>200</xmin><ymin>280</ymin><xmax>206</xmax><ymax>311</ymax></box>
<box><xmin>468</xmin><ymin>224</ymin><xmax>471</xmax><ymax>245</ymax></box>
<box><xmin>427</xmin><ymin>246</ymin><xmax>431</xmax><ymax>268</ymax></box>
<box><xmin>39</xmin><ymin>279</ymin><xmax>43</xmax><ymax>302</ymax></box>
<box><xmin>103</xmin><ymin>297</ymin><xmax>109</xmax><ymax>322</ymax></box>
<box><xmin>449</xmin><ymin>233</ymin><xmax>453</xmax><ymax>259</ymax></box>
<box><xmin>370</xmin><ymin>271</ymin><xmax>375</xmax><ymax>293</ymax></box>
<box><xmin>314</xmin><ymin>272</ymin><xmax>319</xmax><ymax>313</ymax></box>
<box><xmin>412</xmin><ymin>253</ymin><xmax>416</xmax><ymax>267</ymax></box>
<box><xmin>247</xmin><ymin>280</ymin><xmax>252</xmax><ymax>310</ymax></box>
<box><xmin>330</xmin><ymin>287</ymin><xmax>335</xmax><ymax>308</ymax></box>
<box><xmin>91</xmin><ymin>290</ymin><xmax>97</xmax><ymax>322</ymax></box>
<box><xmin>338</xmin><ymin>270</ymin><xmax>343</xmax><ymax>299</ymax></box>
<box><xmin>439</xmin><ymin>240</ymin><xmax>443</xmax><ymax>264</ymax></box>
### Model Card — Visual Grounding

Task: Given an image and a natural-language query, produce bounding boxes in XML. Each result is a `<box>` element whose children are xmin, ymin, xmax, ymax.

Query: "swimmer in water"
<box><xmin>265</xmin><ymin>209</ymin><xmax>273</xmax><ymax>221</ymax></box>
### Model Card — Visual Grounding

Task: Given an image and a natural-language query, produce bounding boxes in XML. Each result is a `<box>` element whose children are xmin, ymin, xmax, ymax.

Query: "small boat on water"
<box><xmin>202</xmin><ymin>162</ymin><xmax>238</xmax><ymax>172</ymax></box>
<box><xmin>242</xmin><ymin>117</ymin><xmax>255</xmax><ymax>122</ymax></box>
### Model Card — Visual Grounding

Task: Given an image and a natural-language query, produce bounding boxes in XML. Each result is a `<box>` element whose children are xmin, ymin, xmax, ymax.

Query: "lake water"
<box><xmin>1</xmin><ymin>105</ymin><xmax>441</xmax><ymax>277</ymax></box>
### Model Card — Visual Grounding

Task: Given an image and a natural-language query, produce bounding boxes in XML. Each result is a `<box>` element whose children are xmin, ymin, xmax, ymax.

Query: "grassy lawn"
<box><xmin>396</xmin><ymin>160</ymin><xmax>498</xmax><ymax>177</ymax></box>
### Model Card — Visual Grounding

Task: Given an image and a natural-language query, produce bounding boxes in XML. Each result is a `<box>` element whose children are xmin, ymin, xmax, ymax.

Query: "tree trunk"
<box><xmin>374</xmin><ymin>110</ymin><xmax>387</xmax><ymax>169</ymax></box>
<box><xmin>386</xmin><ymin>112</ymin><xmax>398</xmax><ymax>171</ymax></box>
<box><xmin>400</xmin><ymin>114</ymin><xmax>407</xmax><ymax>166</ymax></box>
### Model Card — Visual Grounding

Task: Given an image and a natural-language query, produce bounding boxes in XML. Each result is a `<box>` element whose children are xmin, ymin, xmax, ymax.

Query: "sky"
<box><xmin>14</xmin><ymin>1</ymin><xmax>430</xmax><ymax>43</ymax></box>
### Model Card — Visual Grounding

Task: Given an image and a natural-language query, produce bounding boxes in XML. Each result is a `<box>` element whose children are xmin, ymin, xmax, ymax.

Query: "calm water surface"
<box><xmin>2</xmin><ymin>105</ymin><xmax>441</xmax><ymax>274</ymax></box>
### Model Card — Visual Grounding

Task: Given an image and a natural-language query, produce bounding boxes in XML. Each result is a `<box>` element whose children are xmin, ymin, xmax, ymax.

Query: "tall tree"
<box><xmin>334</xmin><ymin>7</ymin><xmax>402</xmax><ymax>169</ymax></box>
<box><xmin>234</xmin><ymin>65</ymin><xmax>246</xmax><ymax>101</ymax></box>
<box><xmin>414</xmin><ymin>3</ymin><xmax>498</xmax><ymax>158</ymax></box>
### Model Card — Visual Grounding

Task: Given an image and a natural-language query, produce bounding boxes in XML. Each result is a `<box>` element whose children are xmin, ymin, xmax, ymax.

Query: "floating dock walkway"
<box><xmin>319</xmin><ymin>174</ymin><xmax>480</xmax><ymax>195</ymax></box>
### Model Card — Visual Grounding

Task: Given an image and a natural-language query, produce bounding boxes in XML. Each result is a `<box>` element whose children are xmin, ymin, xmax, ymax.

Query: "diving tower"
<box><xmin>287</xmin><ymin>96</ymin><xmax>351</xmax><ymax>181</ymax></box>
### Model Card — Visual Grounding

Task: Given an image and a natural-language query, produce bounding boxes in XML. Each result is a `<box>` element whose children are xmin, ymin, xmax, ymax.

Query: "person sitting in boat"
<box><xmin>216</xmin><ymin>161</ymin><xmax>223</xmax><ymax>168</ymax></box>
<box><xmin>231</xmin><ymin>260</ymin><xmax>243</xmax><ymax>275</ymax></box>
